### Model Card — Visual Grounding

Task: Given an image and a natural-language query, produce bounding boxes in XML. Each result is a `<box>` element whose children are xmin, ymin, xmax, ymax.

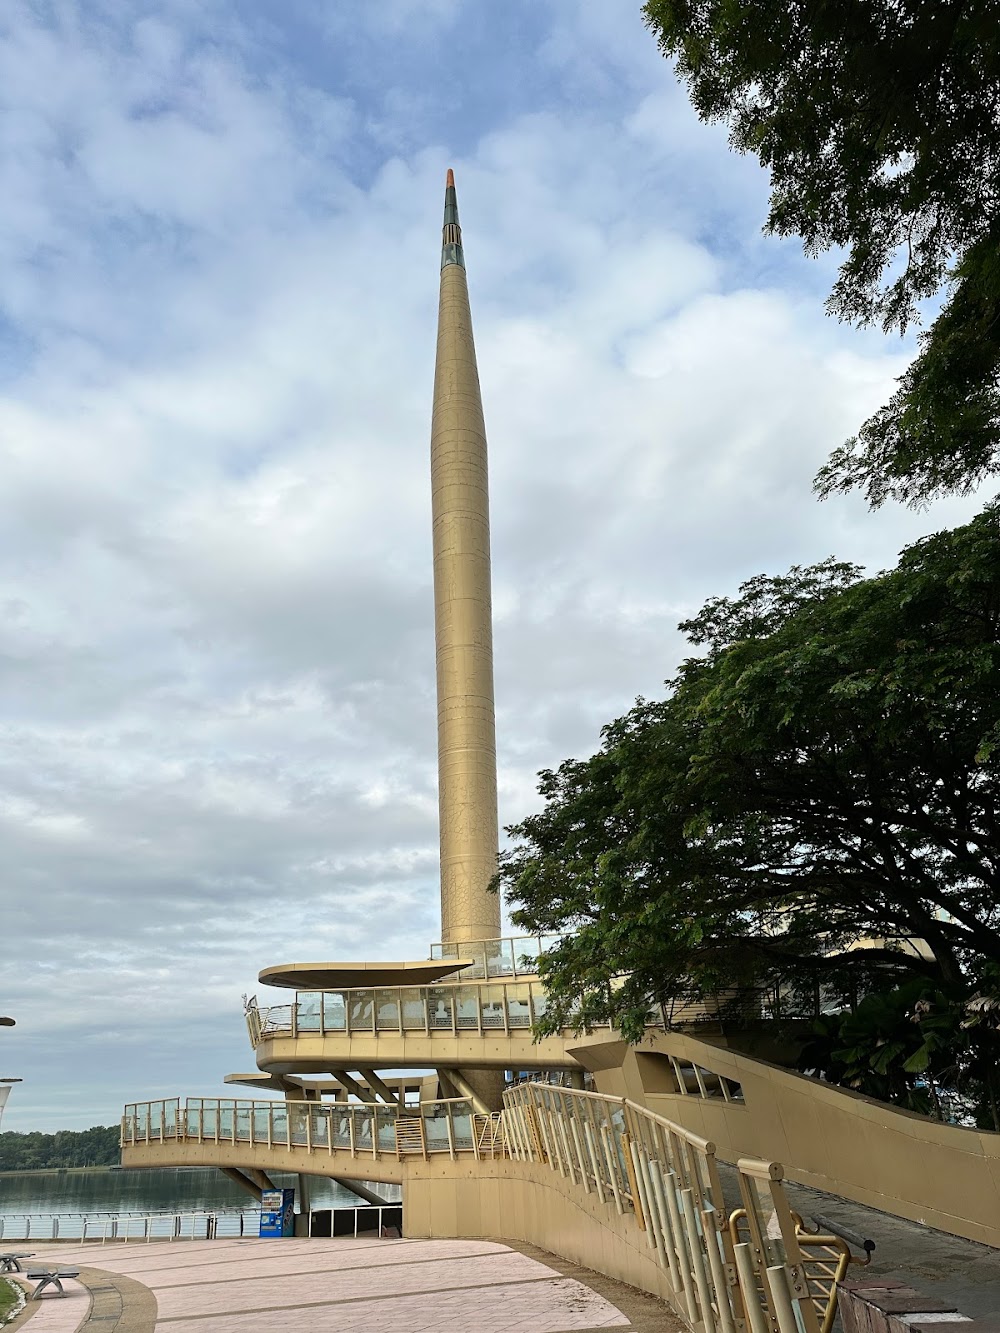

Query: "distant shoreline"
<box><xmin>0</xmin><ymin>1165</ymin><xmax>118</xmax><ymax>1178</ymax></box>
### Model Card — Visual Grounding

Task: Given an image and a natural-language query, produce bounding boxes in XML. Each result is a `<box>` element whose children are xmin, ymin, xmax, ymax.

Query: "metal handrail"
<box><xmin>121</xmin><ymin>1095</ymin><xmax>484</xmax><ymax>1159</ymax></box>
<box><xmin>504</xmin><ymin>1080</ymin><xmax>825</xmax><ymax>1333</ymax></box>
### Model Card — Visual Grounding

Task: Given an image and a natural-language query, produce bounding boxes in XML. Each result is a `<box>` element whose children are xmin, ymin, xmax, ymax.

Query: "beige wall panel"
<box><xmin>583</xmin><ymin>1028</ymin><xmax>1000</xmax><ymax>1248</ymax></box>
<box><xmin>404</xmin><ymin>1161</ymin><xmax>679</xmax><ymax>1313</ymax></box>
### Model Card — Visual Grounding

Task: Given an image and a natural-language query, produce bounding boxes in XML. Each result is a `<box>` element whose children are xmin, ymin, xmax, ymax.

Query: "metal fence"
<box><xmin>0</xmin><ymin>1209</ymin><xmax>259</xmax><ymax>1242</ymax></box>
<box><xmin>0</xmin><ymin>1204</ymin><xmax>401</xmax><ymax>1244</ymax></box>
<box><xmin>504</xmin><ymin>1081</ymin><xmax>831</xmax><ymax>1333</ymax></box>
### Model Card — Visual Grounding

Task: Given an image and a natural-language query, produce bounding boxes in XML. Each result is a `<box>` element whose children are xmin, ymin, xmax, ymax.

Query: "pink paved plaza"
<box><xmin>24</xmin><ymin>1236</ymin><xmax>646</xmax><ymax>1333</ymax></box>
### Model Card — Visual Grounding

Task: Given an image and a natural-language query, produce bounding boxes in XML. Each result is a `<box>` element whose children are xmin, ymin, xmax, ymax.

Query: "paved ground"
<box><xmin>10</xmin><ymin>1237</ymin><xmax>683</xmax><ymax>1333</ymax></box>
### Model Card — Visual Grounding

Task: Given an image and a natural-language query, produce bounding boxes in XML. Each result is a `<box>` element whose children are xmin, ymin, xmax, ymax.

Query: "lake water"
<box><xmin>0</xmin><ymin>1167</ymin><xmax>400</xmax><ymax>1230</ymax></box>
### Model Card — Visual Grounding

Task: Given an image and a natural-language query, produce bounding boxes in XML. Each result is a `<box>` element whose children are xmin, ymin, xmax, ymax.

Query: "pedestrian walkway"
<box><xmin>24</xmin><ymin>1236</ymin><xmax>682</xmax><ymax>1333</ymax></box>
<box><xmin>716</xmin><ymin>1162</ymin><xmax>1000</xmax><ymax>1322</ymax></box>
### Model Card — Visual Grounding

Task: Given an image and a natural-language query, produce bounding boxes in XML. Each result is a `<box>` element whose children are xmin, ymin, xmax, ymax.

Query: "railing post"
<box><xmin>766</xmin><ymin>1264</ymin><xmax>801</xmax><ymax>1333</ymax></box>
<box><xmin>734</xmin><ymin>1243</ymin><xmax>770</xmax><ymax>1333</ymax></box>
<box><xmin>681</xmin><ymin>1187</ymin><xmax>716</xmax><ymax>1332</ymax></box>
<box><xmin>701</xmin><ymin>1207</ymin><xmax>737</xmax><ymax>1333</ymax></box>
<box><xmin>662</xmin><ymin>1169</ymin><xmax>698</xmax><ymax>1326</ymax></box>
<box><xmin>600</xmin><ymin>1126</ymin><xmax>624</xmax><ymax>1214</ymax></box>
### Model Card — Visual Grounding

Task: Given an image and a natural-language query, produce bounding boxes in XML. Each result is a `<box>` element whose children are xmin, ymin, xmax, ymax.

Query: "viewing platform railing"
<box><xmin>245</xmin><ymin>979</ymin><xmax>565</xmax><ymax>1044</ymax></box>
<box><xmin>429</xmin><ymin>933</ymin><xmax>562</xmax><ymax>980</ymax></box>
<box><xmin>243</xmin><ymin>979</ymin><xmax>826</xmax><ymax>1048</ymax></box>
<box><xmin>121</xmin><ymin>1096</ymin><xmax>503</xmax><ymax>1161</ymax></box>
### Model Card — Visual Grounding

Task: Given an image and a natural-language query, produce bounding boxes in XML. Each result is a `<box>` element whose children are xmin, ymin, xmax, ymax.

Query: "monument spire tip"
<box><xmin>441</xmin><ymin>168</ymin><xmax>463</xmax><ymax>269</ymax></box>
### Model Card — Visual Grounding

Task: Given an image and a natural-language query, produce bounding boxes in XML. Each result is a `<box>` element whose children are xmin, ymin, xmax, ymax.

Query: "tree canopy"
<box><xmin>500</xmin><ymin>505</ymin><xmax>1000</xmax><ymax>1049</ymax></box>
<box><xmin>642</xmin><ymin>0</ymin><xmax>1000</xmax><ymax>507</ymax></box>
<box><xmin>0</xmin><ymin>1125</ymin><xmax>120</xmax><ymax>1171</ymax></box>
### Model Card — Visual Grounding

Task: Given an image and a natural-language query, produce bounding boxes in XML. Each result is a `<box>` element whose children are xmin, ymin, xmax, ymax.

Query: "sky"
<box><xmin>0</xmin><ymin>0</ymin><xmax>989</xmax><ymax>1132</ymax></box>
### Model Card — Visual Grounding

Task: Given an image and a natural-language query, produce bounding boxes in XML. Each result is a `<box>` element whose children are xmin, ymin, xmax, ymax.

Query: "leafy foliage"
<box><xmin>800</xmin><ymin>978</ymin><xmax>1000</xmax><ymax>1129</ymax></box>
<box><xmin>500</xmin><ymin>507</ymin><xmax>1000</xmax><ymax>1065</ymax></box>
<box><xmin>642</xmin><ymin>0</ymin><xmax>1000</xmax><ymax>506</ymax></box>
<box><xmin>0</xmin><ymin>1125</ymin><xmax>120</xmax><ymax>1171</ymax></box>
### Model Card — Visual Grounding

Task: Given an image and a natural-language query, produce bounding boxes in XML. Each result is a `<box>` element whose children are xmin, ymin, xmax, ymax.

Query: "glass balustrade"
<box><xmin>250</xmin><ymin>977</ymin><xmax>586</xmax><ymax>1042</ymax></box>
<box><xmin>122</xmin><ymin>1096</ymin><xmax>483</xmax><ymax>1157</ymax></box>
<box><xmin>430</xmin><ymin>933</ymin><xmax>563</xmax><ymax>980</ymax></box>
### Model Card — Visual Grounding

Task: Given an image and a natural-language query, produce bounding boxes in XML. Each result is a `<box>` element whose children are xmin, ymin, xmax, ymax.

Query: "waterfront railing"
<box><xmin>0</xmin><ymin>1203</ymin><xmax>400</xmax><ymax>1243</ymax></box>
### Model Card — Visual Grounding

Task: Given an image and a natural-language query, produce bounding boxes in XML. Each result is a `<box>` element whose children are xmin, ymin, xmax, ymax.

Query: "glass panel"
<box><xmin>486</xmin><ymin>939</ymin><xmax>514</xmax><ymax>978</ymax></box>
<box><xmin>462</xmin><ymin>947</ymin><xmax>486</xmax><ymax>981</ymax></box>
<box><xmin>423</xmin><ymin>1105</ymin><xmax>451</xmax><ymax>1152</ymax></box>
<box><xmin>377</xmin><ymin>1107</ymin><xmax>397</xmax><ymax>1152</ymax></box>
<box><xmin>515</xmin><ymin>936</ymin><xmax>541</xmax><ymax>974</ymax></box>
<box><xmin>402</xmin><ymin>993</ymin><xmax>426</xmax><ymax>1029</ymax></box>
<box><xmin>272</xmin><ymin>1104</ymin><xmax>288</xmax><ymax>1144</ymax></box>
<box><xmin>354</xmin><ymin>1108</ymin><xmax>374</xmax><ymax>1149</ymax></box>
<box><xmin>376</xmin><ymin>989</ymin><xmax>400</xmax><ymax>1030</ymax></box>
<box><xmin>456</xmin><ymin>986</ymin><xmax>480</xmax><ymax>1029</ymax></box>
<box><xmin>331</xmin><ymin>1108</ymin><xmax>352</xmax><ymax>1149</ymax></box>
<box><xmin>288</xmin><ymin>1104</ymin><xmax>309</xmax><ymax>1145</ymax></box>
<box><xmin>530</xmin><ymin>987</ymin><xmax>549</xmax><ymax>1021</ymax></box>
<box><xmin>164</xmin><ymin>1100</ymin><xmax>177</xmax><ymax>1135</ymax></box>
<box><xmin>507</xmin><ymin>983</ymin><xmax>532</xmax><ymax>1028</ymax></box>
<box><xmin>311</xmin><ymin>1109</ymin><xmax>329</xmax><ymax>1147</ymax></box>
<box><xmin>480</xmin><ymin>984</ymin><xmax>506</xmax><ymax>1029</ymax></box>
<box><xmin>233</xmin><ymin>1104</ymin><xmax>249</xmax><ymax>1141</ymax></box>
<box><xmin>296</xmin><ymin>992</ymin><xmax>321</xmax><ymax>1031</ymax></box>
<box><xmin>252</xmin><ymin>1107</ymin><xmax>270</xmax><ymax>1142</ymax></box>
<box><xmin>347</xmin><ymin>991</ymin><xmax>374</xmax><ymax>1031</ymax></box>
<box><xmin>201</xmin><ymin>1104</ymin><xmax>218</xmax><ymax>1137</ymax></box>
<box><xmin>427</xmin><ymin>988</ymin><xmax>454</xmax><ymax>1030</ymax></box>
<box><xmin>451</xmin><ymin>1110</ymin><xmax>473</xmax><ymax>1150</ymax></box>
<box><xmin>219</xmin><ymin>1106</ymin><xmax>234</xmax><ymax>1139</ymax></box>
<box><xmin>323</xmin><ymin>992</ymin><xmax>346</xmax><ymax>1030</ymax></box>
<box><xmin>149</xmin><ymin>1102</ymin><xmax>162</xmax><ymax>1135</ymax></box>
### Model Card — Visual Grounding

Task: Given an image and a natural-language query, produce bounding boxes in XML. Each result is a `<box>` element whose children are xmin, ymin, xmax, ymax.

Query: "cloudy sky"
<box><xmin>0</xmin><ymin>0</ymin><xmax>988</xmax><ymax>1131</ymax></box>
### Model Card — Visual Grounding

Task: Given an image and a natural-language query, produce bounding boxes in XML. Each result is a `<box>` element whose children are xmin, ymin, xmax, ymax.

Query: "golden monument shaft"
<box><xmin>431</xmin><ymin>170</ymin><xmax>502</xmax><ymax>947</ymax></box>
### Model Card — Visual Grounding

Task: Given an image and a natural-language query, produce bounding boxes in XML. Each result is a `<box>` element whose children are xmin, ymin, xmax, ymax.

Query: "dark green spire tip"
<box><xmin>441</xmin><ymin>167</ymin><xmax>465</xmax><ymax>271</ymax></box>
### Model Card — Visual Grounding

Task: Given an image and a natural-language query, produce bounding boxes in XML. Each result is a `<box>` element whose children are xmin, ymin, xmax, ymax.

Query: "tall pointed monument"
<box><xmin>431</xmin><ymin>170</ymin><xmax>502</xmax><ymax>948</ymax></box>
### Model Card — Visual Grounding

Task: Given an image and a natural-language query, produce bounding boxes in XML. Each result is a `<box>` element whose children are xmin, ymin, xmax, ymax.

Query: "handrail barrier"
<box><xmin>0</xmin><ymin>1204</ymin><xmax>400</xmax><ymax>1244</ymax></box>
<box><xmin>504</xmin><ymin>1081</ymin><xmax>837</xmax><ymax>1333</ymax></box>
<box><xmin>121</xmin><ymin>1096</ymin><xmax>504</xmax><ymax>1162</ymax></box>
<box><xmin>429</xmin><ymin>933</ymin><xmax>563</xmax><ymax>980</ymax></box>
<box><xmin>242</xmin><ymin>979</ymin><xmax>823</xmax><ymax>1049</ymax></box>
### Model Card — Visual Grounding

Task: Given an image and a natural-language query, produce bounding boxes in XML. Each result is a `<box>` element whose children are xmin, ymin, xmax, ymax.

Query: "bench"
<box><xmin>26</xmin><ymin>1269</ymin><xmax>80</xmax><ymax>1298</ymax></box>
<box><xmin>0</xmin><ymin>1253</ymin><xmax>34</xmax><ymax>1273</ymax></box>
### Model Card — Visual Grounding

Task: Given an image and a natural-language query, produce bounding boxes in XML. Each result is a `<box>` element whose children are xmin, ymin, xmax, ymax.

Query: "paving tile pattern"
<box><xmin>35</xmin><ymin>1237</ymin><xmax>634</xmax><ymax>1333</ymax></box>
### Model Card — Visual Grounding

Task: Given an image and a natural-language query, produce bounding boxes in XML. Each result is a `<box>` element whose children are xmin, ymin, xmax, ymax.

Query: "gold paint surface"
<box><xmin>431</xmin><ymin>260</ymin><xmax>501</xmax><ymax>945</ymax></box>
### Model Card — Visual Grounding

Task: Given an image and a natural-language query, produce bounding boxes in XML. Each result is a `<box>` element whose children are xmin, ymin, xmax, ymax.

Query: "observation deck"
<box><xmin>244</xmin><ymin>977</ymin><xmax>590</xmax><ymax>1074</ymax></box>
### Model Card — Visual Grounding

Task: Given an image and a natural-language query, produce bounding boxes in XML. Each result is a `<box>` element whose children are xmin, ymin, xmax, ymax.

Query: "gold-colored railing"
<box><xmin>121</xmin><ymin>1096</ymin><xmax>502</xmax><ymax>1162</ymax></box>
<box><xmin>504</xmin><ymin>1082</ymin><xmax>868</xmax><ymax>1333</ymax></box>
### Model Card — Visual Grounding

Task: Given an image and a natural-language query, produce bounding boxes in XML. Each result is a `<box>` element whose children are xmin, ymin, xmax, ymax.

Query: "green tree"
<box><xmin>642</xmin><ymin>0</ymin><xmax>1000</xmax><ymax>507</ymax></box>
<box><xmin>0</xmin><ymin>1125</ymin><xmax>120</xmax><ymax>1171</ymax></box>
<box><xmin>500</xmin><ymin>507</ymin><xmax>1000</xmax><ymax>1079</ymax></box>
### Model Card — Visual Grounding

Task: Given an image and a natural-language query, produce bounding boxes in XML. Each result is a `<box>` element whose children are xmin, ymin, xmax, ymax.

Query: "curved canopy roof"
<box><xmin>258</xmin><ymin>960</ymin><xmax>472</xmax><ymax>991</ymax></box>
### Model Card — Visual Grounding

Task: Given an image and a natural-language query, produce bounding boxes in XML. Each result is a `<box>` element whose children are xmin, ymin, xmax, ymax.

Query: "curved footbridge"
<box><xmin>121</xmin><ymin>1081</ymin><xmax>876</xmax><ymax>1333</ymax></box>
